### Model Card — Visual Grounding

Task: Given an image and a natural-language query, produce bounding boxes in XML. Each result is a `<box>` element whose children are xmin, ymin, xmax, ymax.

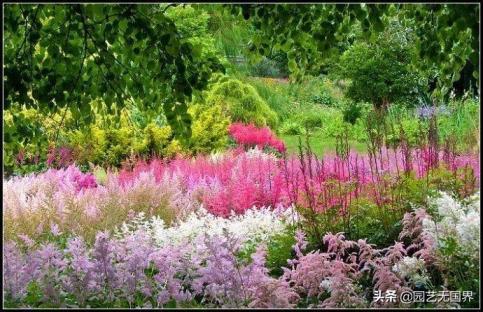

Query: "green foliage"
<box><xmin>92</xmin><ymin>166</ymin><xmax>108</xmax><ymax>185</ymax></box>
<box><xmin>299</xmin><ymin>110</ymin><xmax>324</xmax><ymax>130</ymax></box>
<box><xmin>287</xmin><ymin>76</ymin><xmax>329</xmax><ymax>106</ymax></box>
<box><xmin>342</xmin><ymin>101</ymin><xmax>364</xmax><ymax>125</ymax></box>
<box><xmin>206</xmin><ymin>5</ymin><xmax>253</xmax><ymax>59</ymax></box>
<box><xmin>4</xmin><ymin>4</ymin><xmax>224</xmax><ymax>140</ymax></box>
<box><xmin>234</xmin><ymin>226</ymin><xmax>296</xmax><ymax>277</ymax></box>
<box><xmin>402</xmin><ymin>4</ymin><xmax>479</xmax><ymax>99</ymax></box>
<box><xmin>141</xmin><ymin>123</ymin><xmax>176</xmax><ymax>155</ymax></box>
<box><xmin>266</xmin><ymin>229</ymin><xmax>296</xmax><ymax>276</ymax></box>
<box><xmin>206</xmin><ymin>75</ymin><xmax>278</xmax><ymax>128</ymax></box>
<box><xmin>58</xmin><ymin>105</ymin><xmax>182</xmax><ymax>168</ymax></box>
<box><xmin>248</xmin><ymin>75</ymin><xmax>351</xmax><ymax>134</ymax></box>
<box><xmin>236</xmin><ymin>4</ymin><xmax>479</xmax><ymax>98</ymax></box>
<box><xmin>437</xmin><ymin>235</ymin><xmax>480</xmax><ymax>308</ymax></box>
<box><xmin>384</xmin><ymin>98</ymin><xmax>479</xmax><ymax>152</ymax></box>
<box><xmin>338</xmin><ymin>22</ymin><xmax>424</xmax><ymax>109</ymax></box>
<box><xmin>311</xmin><ymin>92</ymin><xmax>334</xmax><ymax>106</ymax></box>
<box><xmin>248</xmin><ymin>54</ymin><xmax>288</xmax><ymax>78</ymax></box>
<box><xmin>4</xmin><ymin>108</ymin><xmax>49</xmax><ymax>176</ymax></box>
<box><xmin>24</xmin><ymin>281</ymin><xmax>44</xmax><ymax>307</ymax></box>
<box><xmin>295</xmin><ymin>162</ymin><xmax>476</xmax><ymax>250</ymax></box>
<box><xmin>311</xmin><ymin>108</ymin><xmax>344</xmax><ymax>137</ymax></box>
<box><xmin>348</xmin><ymin>199</ymin><xmax>403</xmax><ymax>247</ymax></box>
<box><xmin>279</xmin><ymin>104</ymin><xmax>370</xmax><ymax>146</ymax></box>
<box><xmin>3</xmin><ymin>102</ymin><xmax>189</xmax><ymax>175</ymax></box>
<box><xmin>165</xmin><ymin>5</ymin><xmax>223</xmax><ymax>61</ymax></box>
<box><xmin>280</xmin><ymin>132</ymin><xmax>367</xmax><ymax>157</ymax></box>
<box><xmin>245</xmin><ymin>77</ymin><xmax>292</xmax><ymax>121</ymax></box>
<box><xmin>279</xmin><ymin>121</ymin><xmax>304</xmax><ymax>136</ymax></box>
<box><xmin>188</xmin><ymin>102</ymin><xmax>230</xmax><ymax>154</ymax></box>
<box><xmin>437</xmin><ymin>97</ymin><xmax>479</xmax><ymax>151</ymax></box>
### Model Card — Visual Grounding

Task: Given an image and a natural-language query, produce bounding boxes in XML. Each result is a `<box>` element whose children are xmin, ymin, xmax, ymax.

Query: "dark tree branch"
<box><xmin>14</xmin><ymin>5</ymin><xmax>29</xmax><ymax>59</ymax></box>
<box><xmin>160</xmin><ymin>3</ymin><xmax>176</xmax><ymax>15</ymax></box>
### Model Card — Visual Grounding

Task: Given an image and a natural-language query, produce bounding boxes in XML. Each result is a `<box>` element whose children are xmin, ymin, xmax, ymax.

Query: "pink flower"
<box><xmin>50</xmin><ymin>222</ymin><xmax>62</xmax><ymax>236</ymax></box>
<box><xmin>228</xmin><ymin>123</ymin><xmax>286</xmax><ymax>153</ymax></box>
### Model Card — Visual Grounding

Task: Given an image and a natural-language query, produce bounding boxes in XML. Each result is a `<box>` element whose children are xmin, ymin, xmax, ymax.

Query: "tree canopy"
<box><xmin>235</xmin><ymin>3</ymin><xmax>479</xmax><ymax>100</ymax></box>
<box><xmin>4</xmin><ymin>4</ymin><xmax>224</xmax><ymax>139</ymax></box>
<box><xmin>338</xmin><ymin>21</ymin><xmax>424</xmax><ymax>109</ymax></box>
<box><xmin>3</xmin><ymin>3</ymin><xmax>479</xmax><ymax>144</ymax></box>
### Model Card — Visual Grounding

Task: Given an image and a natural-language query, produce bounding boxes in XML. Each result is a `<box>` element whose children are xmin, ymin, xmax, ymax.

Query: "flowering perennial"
<box><xmin>228</xmin><ymin>122</ymin><xmax>286</xmax><ymax>153</ymax></box>
<box><xmin>3</xmin><ymin>191</ymin><xmax>479</xmax><ymax>308</ymax></box>
<box><xmin>4</xmin><ymin>147</ymin><xmax>479</xmax><ymax>243</ymax></box>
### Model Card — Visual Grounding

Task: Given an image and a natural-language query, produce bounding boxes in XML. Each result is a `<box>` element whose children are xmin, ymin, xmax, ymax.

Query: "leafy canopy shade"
<box><xmin>4</xmin><ymin>4</ymin><xmax>224</xmax><ymax>139</ymax></box>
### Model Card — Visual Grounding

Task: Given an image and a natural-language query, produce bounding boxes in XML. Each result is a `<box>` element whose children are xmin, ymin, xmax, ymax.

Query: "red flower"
<box><xmin>228</xmin><ymin>123</ymin><xmax>286</xmax><ymax>153</ymax></box>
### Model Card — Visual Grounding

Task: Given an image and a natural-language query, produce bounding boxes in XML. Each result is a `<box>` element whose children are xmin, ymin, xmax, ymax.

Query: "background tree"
<box><xmin>338</xmin><ymin>21</ymin><xmax>424</xmax><ymax>110</ymax></box>
<box><xmin>234</xmin><ymin>3</ymin><xmax>479</xmax><ymax>100</ymax></box>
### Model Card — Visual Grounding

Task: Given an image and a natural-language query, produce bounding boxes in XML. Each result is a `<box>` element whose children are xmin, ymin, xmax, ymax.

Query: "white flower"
<box><xmin>455</xmin><ymin>210</ymin><xmax>480</xmax><ymax>256</ymax></box>
<box><xmin>208</xmin><ymin>152</ymin><xmax>226</xmax><ymax>164</ymax></box>
<box><xmin>320</xmin><ymin>279</ymin><xmax>332</xmax><ymax>292</ymax></box>
<box><xmin>245</xmin><ymin>147</ymin><xmax>277</xmax><ymax>161</ymax></box>
<box><xmin>422</xmin><ymin>217</ymin><xmax>437</xmax><ymax>236</ymax></box>
<box><xmin>467</xmin><ymin>192</ymin><xmax>480</xmax><ymax>213</ymax></box>
<box><xmin>392</xmin><ymin>256</ymin><xmax>429</xmax><ymax>287</ymax></box>
<box><xmin>432</xmin><ymin>192</ymin><xmax>464</xmax><ymax>221</ymax></box>
<box><xmin>116</xmin><ymin>205</ymin><xmax>292</xmax><ymax>253</ymax></box>
<box><xmin>422</xmin><ymin>191</ymin><xmax>480</xmax><ymax>260</ymax></box>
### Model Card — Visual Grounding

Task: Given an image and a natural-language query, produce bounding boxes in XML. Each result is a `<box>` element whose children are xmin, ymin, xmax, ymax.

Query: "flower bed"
<box><xmin>4</xmin><ymin>192</ymin><xmax>479</xmax><ymax>308</ymax></box>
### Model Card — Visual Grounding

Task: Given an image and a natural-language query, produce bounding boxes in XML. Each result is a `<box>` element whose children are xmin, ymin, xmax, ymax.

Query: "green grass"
<box><xmin>281</xmin><ymin>130</ymin><xmax>367</xmax><ymax>156</ymax></box>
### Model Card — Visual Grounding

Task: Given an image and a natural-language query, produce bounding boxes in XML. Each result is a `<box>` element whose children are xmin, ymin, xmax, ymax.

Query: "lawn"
<box><xmin>281</xmin><ymin>130</ymin><xmax>367</xmax><ymax>156</ymax></box>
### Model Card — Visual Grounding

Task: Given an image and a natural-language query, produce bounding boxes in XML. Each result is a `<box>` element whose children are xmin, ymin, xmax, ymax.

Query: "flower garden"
<box><xmin>4</xmin><ymin>129</ymin><xmax>480</xmax><ymax>308</ymax></box>
<box><xmin>3</xmin><ymin>3</ymin><xmax>480</xmax><ymax>310</ymax></box>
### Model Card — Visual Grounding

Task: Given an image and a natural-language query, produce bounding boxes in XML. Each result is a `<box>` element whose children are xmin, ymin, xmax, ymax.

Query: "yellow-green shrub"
<box><xmin>188</xmin><ymin>102</ymin><xmax>230</xmax><ymax>154</ymax></box>
<box><xmin>206</xmin><ymin>76</ymin><xmax>278</xmax><ymax>129</ymax></box>
<box><xmin>140</xmin><ymin>122</ymin><xmax>173</xmax><ymax>155</ymax></box>
<box><xmin>65</xmin><ymin>121</ymin><xmax>180</xmax><ymax>168</ymax></box>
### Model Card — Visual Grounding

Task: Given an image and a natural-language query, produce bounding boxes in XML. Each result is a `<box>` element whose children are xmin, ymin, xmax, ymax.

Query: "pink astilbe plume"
<box><xmin>371</xmin><ymin>260</ymin><xmax>411</xmax><ymax>308</ymax></box>
<box><xmin>62</xmin><ymin>237</ymin><xmax>97</xmax><ymax>306</ymax></box>
<box><xmin>399</xmin><ymin>208</ymin><xmax>436</xmax><ymax>263</ymax></box>
<box><xmin>247</xmin><ymin>278</ymin><xmax>300</xmax><ymax>308</ymax></box>
<box><xmin>148</xmin><ymin>243</ymin><xmax>197</xmax><ymax>307</ymax></box>
<box><xmin>192</xmin><ymin>233</ymin><xmax>249</xmax><ymax>307</ymax></box>
<box><xmin>3</xmin><ymin>242</ymin><xmax>40</xmax><ymax>300</ymax></box>
<box><xmin>228</xmin><ymin>122</ymin><xmax>286</xmax><ymax>153</ymax></box>
<box><xmin>357</xmin><ymin>239</ymin><xmax>377</xmax><ymax>270</ymax></box>
<box><xmin>91</xmin><ymin>231</ymin><xmax>119</xmax><ymax>303</ymax></box>
<box><xmin>4</xmin><ymin>144</ymin><xmax>480</xmax><ymax>246</ymax></box>
<box><xmin>382</xmin><ymin>242</ymin><xmax>407</xmax><ymax>266</ymax></box>
<box><xmin>285</xmin><ymin>251</ymin><xmax>333</xmax><ymax>298</ymax></box>
<box><xmin>34</xmin><ymin>243</ymin><xmax>67</xmax><ymax>305</ymax></box>
<box><xmin>283</xmin><ymin>231</ymin><xmax>365</xmax><ymax>308</ymax></box>
<box><xmin>46</xmin><ymin>146</ymin><xmax>74</xmax><ymax>168</ymax></box>
<box><xmin>3</xmin><ymin>200</ymin><xmax>474</xmax><ymax>309</ymax></box>
<box><xmin>245</xmin><ymin>246</ymin><xmax>300</xmax><ymax>308</ymax></box>
<box><xmin>323</xmin><ymin>232</ymin><xmax>357</xmax><ymax>260</ymax></box>
<box><xmin>115</xmin><ymin>230</ymin><xmax>156</xmax><ymax>305</ymax></box>
<box><xmin>317</xmin><ymin>260</ymin><xmax>366</xmax><ymax>308</ymax></box>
